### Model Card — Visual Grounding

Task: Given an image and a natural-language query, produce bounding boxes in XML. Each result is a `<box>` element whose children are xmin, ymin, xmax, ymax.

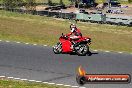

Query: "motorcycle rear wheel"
<box><xmin>75</xmin><ymin>44</ymin><xmax>89</xmax><ymax>56</ymax></box>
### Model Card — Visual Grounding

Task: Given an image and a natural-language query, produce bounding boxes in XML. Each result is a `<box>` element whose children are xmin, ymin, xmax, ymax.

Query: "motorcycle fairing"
<box><xmin>61</xmin><ymin>40</ymin><xmax>72</xmax><ymax>53</ymax></box>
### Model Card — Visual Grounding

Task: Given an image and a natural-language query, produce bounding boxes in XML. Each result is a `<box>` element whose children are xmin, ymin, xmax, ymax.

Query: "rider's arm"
<box><xmin>77</xmin><ymin>29</ymin><xmax>82</xmax><ymax>37</ymax></box>
<box><xmin>66</xmin><ymin>32</ymin><xmax>72</xmax><ymax>36</ymax></box>
<box><xmin>77</xmin><ymin>35</ymin><xmax>82</xmax><ymax>39</ymax></box>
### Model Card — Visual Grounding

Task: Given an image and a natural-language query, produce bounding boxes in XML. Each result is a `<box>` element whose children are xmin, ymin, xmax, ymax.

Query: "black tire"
<box><xmin>75</xmin><ymin>44</ymin><xmax>89</xmax><ymax>56</ymax></box>
<box><xmin>53</xmin><ymin>42</ymin><xmax>62</xmax><ymax>54</ymax></box>
<box><xmin>128</xmin><ymin>22</ymin><xmax>132</xmax><ymax>27</ymax></box>
<box><xmin>76</xmin><ymin>75</ymin><xmax>86</xmax><ymax>86</ymax></box>
<box><xmin>87</xmin><ymin>51</ymin><xmax>92</xmax><ymax>56</ymax></box>
<box><xmin>118</xmin><ymin>22</ymin><xmax>123</xmax><ymax>26</ymax></box>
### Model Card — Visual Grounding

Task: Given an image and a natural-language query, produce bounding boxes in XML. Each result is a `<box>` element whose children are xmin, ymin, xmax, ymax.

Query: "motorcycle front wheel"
<box><xmin>75</xmin><ymin>44</ymin><xmax>89</xmax><ymax>56</ymax></box>
<box><xmin>53</xmin><ymin>42</ymin><xmax>62</xmax><ymax>54</ymax></box>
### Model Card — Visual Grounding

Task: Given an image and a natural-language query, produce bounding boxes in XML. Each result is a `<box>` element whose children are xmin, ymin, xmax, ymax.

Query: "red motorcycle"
<box><xmin>53</xmin><ymin>33</ymin><xmax>91</xmax><ymax>56</ymax></box>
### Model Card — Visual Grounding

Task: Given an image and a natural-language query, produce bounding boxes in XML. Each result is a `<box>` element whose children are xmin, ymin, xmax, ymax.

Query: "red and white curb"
<box><xmin>0</xmin><ymin>40</ymin><xmax>131</xmax><ymax>55</ymax></box>
<box><xmin>0</xmin><ymin>76</ymin><xmax>85</xmax><ymax>88</ymax></box>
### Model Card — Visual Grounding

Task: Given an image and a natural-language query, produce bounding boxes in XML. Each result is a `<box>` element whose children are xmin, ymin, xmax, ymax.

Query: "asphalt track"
<box><xmin>0</xmin><ymin>41</ymin><xmax>132</xmax><ymax>88</ymax></box>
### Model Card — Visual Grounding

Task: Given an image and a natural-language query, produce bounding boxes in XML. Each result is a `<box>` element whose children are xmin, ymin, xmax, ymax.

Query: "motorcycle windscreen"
<box><xmin>62</xmin><ymin>40</ymin><xmax>72</xmax><ymax>53</ymax></box>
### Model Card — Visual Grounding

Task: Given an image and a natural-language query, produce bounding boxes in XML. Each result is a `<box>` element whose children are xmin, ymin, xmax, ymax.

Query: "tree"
<box><xmin>2</xmin><ymin>0</ymin><xmax>13</xmax><ymax>10</ymax></box>
<box><xmin>15</xmin><ymin>0</ymin><xmax>24</xmax><ymax>7</ymax></box>
<box><xmin>25</xmin><ymin>0</ymin><xmax>36</xmax><ymax>7</ymax></box>
<box><xmin>59</xmin><ymin>0</ymin><xmax>64</xmax><ymax>5</ymax></box>
<box><xmin>25</xmin><ymin>0</ymin><xmax>36</xmax><ymax>10</ymax></box>
<box><xmin>2</xmin><ymin>0</ymin><xmax>24</xmax><ymax>10</ymax></box>
<box><xmin>48</xmin><ymin>0</ymin><xmax>52</xmax><ymax>5</ymax></box>
<box><xmin>75</xmin><ymin>0</ymin><xmax>80</xmax><ymax>8</ymax></box>
<box><xmin>128</xmin><ymin>0</ymin><xmax>132</xmax><ymax>3</ymax></box>
<box><xmin>69</xmin><ymin>0</ymin><xmax>75</xmax><ymax>5</ymax></box>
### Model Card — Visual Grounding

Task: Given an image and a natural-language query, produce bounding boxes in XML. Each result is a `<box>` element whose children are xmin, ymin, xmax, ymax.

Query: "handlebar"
<box><xmin>61</xmin><ymin>33</ymin><xmax>69</xmax><ymax>39</ymax></box>
<box><xmin>62</xmin><ymin>33</ymin><xmax>64</xmax><ymax>36</ymax></box>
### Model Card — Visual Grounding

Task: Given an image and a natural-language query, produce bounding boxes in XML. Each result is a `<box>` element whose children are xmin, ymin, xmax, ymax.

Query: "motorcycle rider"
<box><xmin>67</xmin><ymin>23</ymin><xmax>82</xmax><ymax>41</ymax></box>
<box><xmin>66</xmin><ymin>24</ymin><xmax>82</xmax><ymax>49</ymax></box>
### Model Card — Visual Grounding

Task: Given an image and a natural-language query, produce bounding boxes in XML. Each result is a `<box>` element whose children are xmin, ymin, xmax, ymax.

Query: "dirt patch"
<box><xmin>36</xmin><ymin>5</ymin><xmax>49</xmax><ymax>11</ymax></box>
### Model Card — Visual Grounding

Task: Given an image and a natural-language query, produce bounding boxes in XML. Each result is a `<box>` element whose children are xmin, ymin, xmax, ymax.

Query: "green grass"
<box><xmin>0</xmin><ymin>79</ymin><xmax>68</xmax><ymax>88</ymax></box>
<box><xmin>0</xmin><ymin>10</ymin><xmax>132</xmax><ymax>53</ymax></box>
<box><xmin>0</xmin><ymin>0</ymin><xmax>71</xmax><ymax>5</ymax></box>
